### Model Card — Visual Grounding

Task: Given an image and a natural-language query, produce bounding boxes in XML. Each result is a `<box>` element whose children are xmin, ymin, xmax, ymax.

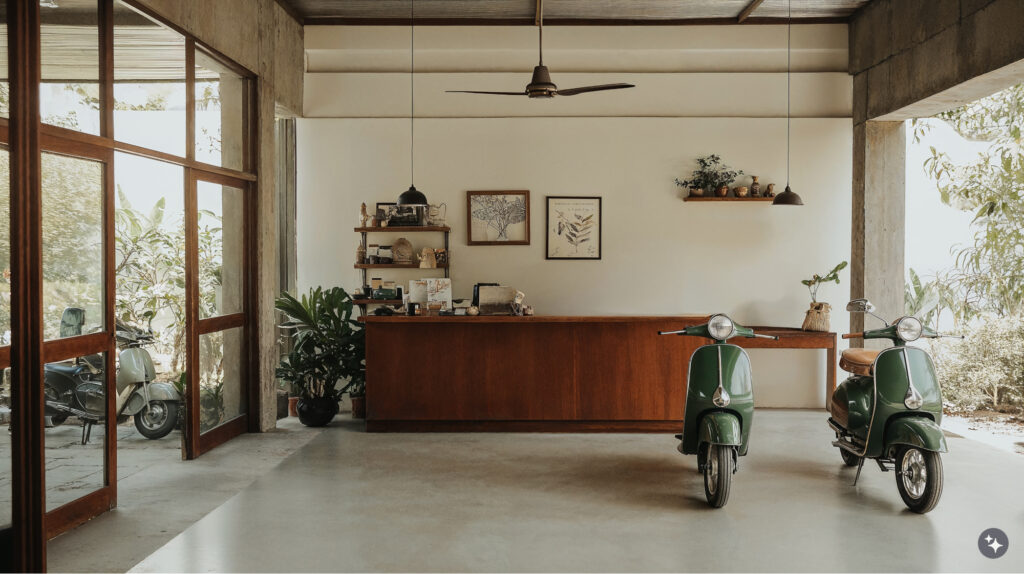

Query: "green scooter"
<box><xmin>659</xmin><ymin>314</ymin><xmax>778</xmax><ymax>508</ymax></box>
<box><xmin>830</xmin><ymin>298</ymin><xmax>961</xmax><ymax>513</ymax></box>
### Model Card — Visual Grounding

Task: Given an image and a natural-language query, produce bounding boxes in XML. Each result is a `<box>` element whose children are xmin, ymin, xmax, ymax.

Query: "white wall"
<box><xmin>298</xmin><ymin>25</ymin><xmax>853</xmax><ymax>408</ymax></box>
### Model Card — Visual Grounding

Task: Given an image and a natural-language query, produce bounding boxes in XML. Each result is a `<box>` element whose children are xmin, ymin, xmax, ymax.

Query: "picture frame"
<box><xmin>375</xmin><ymin>202</ymin><xmax>421</xmax><ymax>227</ymax></box>
<box><xmin>546</xmin><ymin>196</ymin><xmax>602</xmax><ymax>260</ymax></box>
<box><xmin>466</xmin><ymin>190</ymin><xmax>530</xmax><ymax>245</ymax></box>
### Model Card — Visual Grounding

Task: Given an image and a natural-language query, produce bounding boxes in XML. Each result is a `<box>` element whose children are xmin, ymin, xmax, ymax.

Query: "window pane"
<box><xmin>0</xmin><ymin>148</ymin><xmax>10</xmax><ymax>339</ymax></box>
<box><xmin>115</xmin><ymin>152</ymin><xmax>185</xmax><ymax>382</ymax></box>
<box><xmin>42</xmin><ymin>153</ymin><xmax>104</xmax><ymax>341</ymax></box>
<box><xmin>40</xmin><ymin>0</ymin><xmax>100</xmax><ymax>134</ymax></box>
<box><xmin>0</xmin><ymin>367</ymin><xmax>9</xmax><ymax>528</ymax></box>
<box><xmin>196</xmin><ymin>50</ymin><xmax>247</xmax><ymax>171</ymax></box>
<box><xmin>45</xmin><ymin>352</ymin><xmax>106</xmax><ymax>511</ymax></box>
<box><xmin>199</xmin><ymin>327</ymin><xmax>245</xmax><ymax>433</ymax></box>
<box><xmin>114</xmin><ymin>1</ymin><xmax>186</xmax><ymax>156</ymax></box>
<box><xmin>197</xmin><ymin>181</ymin><xmax>243</xmax><ymax>319</ymax></box>
<box><xmin>0</xmin><ymin>3</ymin><xmax>8</xmax><ymax>119</ymax></box>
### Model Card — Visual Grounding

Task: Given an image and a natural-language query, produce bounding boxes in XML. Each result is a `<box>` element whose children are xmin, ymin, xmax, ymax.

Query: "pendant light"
<box><xmin>773</xmin><ymin>0</ymin><xmax>803</xmax><ymax>206</ymax></box>
<box><xmin>397</xmin><ymin>0</ymin><xmax>428</xmax><ymax>207</ymax></box>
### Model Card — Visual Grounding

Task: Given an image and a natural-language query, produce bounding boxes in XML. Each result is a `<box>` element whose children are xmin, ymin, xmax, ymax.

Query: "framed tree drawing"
<box><xmin>546</xmin><ymin>196</ymin><xmax>601</xmax><ymax>260</ymax></box>
<box><xmin>467</xmin><ymin>190</ymin><xmax>530</xmax><ymax>245</ymax></box>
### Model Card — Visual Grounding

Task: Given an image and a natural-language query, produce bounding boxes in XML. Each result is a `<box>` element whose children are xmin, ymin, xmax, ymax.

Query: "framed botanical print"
<box><xmin>467</xmin><ymin>190</ymin><xmax>530</xmax><ymax>245</ymax></box>
<box><xmin>546</xmin><ymin>196</ymin><xmax>601</xmax><ymax>260</ymax></box>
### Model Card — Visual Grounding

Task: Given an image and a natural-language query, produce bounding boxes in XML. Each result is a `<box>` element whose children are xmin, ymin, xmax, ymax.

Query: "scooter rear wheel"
<box><xmin>703</xmin><ymin>444</ymin><xmax>734</xmax><ymax>508</ymax></box>
<box><xmin>895</xmin><ymin>446</ymin><xmax>943</xmax><ymax>514</ymax></box>
<box><xmin>134</xmin><ymin>400</ymin><xmax>179</xmax><ymax>440</ymax></box>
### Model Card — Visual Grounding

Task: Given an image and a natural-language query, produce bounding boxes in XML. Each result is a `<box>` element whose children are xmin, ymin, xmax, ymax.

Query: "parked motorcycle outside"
<box><xmin>829</xmin><ymin>298</ymin><xmax>962</xmax><ymax>513</ymax></box>
<box><xmin>44</xmin><ymin>307</ymin><xmax>183</xmax><ymax>443</ymax></box>
<box><xmin>659</xmin><ymin>314</ymin><xmax>778</xmax><ymax>507</ymax></box>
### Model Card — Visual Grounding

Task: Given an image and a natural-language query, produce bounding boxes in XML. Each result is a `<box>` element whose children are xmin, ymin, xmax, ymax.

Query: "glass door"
<box><xmin>184</xmin><ymin>171</ymin><xmax>250</xmax><ymax>457</ymax></box>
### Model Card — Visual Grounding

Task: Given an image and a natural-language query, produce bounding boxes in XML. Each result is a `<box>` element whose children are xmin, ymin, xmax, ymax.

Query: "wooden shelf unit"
<box><xmin>356</xmin><ymin>225</ymin><xmax>451</xmax><ymax>315</ymax></box>
<box><xmin>683</xmin><ymin>196</ymin><xmax>775</xmax><ymax>202</ymax></box>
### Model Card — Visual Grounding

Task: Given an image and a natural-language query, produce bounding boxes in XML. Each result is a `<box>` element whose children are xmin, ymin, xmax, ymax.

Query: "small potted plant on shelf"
<box><xmin>800</xmin><ymin>261</ymin><xmax>848</xmax><ymax>332</ymax></box>
<box><xmin>674</xmin><ymin>154</ymin><xmax>743</xmax><ymax>198</ymax></box>
<box><xmin>275</xmin><ymin>286</ymin><xmax>366</xmax><ymax>427</ymax></box>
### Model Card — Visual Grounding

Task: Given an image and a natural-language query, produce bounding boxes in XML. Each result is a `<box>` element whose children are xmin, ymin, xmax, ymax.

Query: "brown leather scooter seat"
<box><xmin>839</xmin><ymin>348</ymin><xmax>881</xmax><ymax>376</ymax></box>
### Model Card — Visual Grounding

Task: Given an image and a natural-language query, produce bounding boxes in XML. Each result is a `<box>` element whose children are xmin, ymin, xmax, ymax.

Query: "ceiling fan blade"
<box><xmin>555</xmin><ymin>83</ymin><xmax>635</xmax><ymax>96</ymax></box>
<box><xmin>446</xmin><ymin>90</ymin><xmax>528</xmax><ymax>96</ymax></box>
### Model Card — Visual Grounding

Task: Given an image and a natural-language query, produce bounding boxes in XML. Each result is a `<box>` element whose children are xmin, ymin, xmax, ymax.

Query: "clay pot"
<box><xmin>689</xmin><ymin>187</ymin><xmax>705</xmax><ymax>198</ymax></box>
<box><xmin>734</xmin><ymin>186</ymin><xmax>750</xmax><ymax>198</ymax></box>
<box><xmin>715</xmin><ymin>184</ymin><xmax>729</xmax><ymax>198</ymax></box>
<box><xmin>351</xmin><ymin>396</ymin><xmax>366</xmax><ymax>419</ymax></box>
<box><xmin>288</xmin><ymin>396</ymin><xmax>300</xmax><ymax>418</ymax></box>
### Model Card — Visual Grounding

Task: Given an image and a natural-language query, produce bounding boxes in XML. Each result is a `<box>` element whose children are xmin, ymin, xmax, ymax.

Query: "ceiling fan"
<box><xmin>446</xmin><ymin>0</ymin><xmax>635</xmax><ymax>98</ymax></box>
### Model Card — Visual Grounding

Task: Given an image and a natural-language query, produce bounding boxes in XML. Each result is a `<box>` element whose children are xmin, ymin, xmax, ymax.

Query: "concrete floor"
<box><xmin>127</xmin><ymin>410</ymin><xmax>1024</xmax><ymax>573</ymax></box>
<box><xmin>47</xmin><ymin>418</ymin><xmax>323</xmax><ymax>573</ymax></box>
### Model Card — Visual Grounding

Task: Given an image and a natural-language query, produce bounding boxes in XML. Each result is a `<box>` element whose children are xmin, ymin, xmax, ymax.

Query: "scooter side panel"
<box><xmin>681</xmin><ymin>344</ymin><xmax>754</xmax><ymax>456</ymax></box>
<box><xmin>121</xmin><ymin>382</ymin><xmax>181</xmax><ymax>415</ymax></box>
<box><xmin>884</xmin><ymin>416</ymin><xmax>948</xmax><ymax>454</ymax></box>
<box><xmin>862</xmin><ymin>348</ymin><xmax>942</xmax><ymax>458</ymax></box>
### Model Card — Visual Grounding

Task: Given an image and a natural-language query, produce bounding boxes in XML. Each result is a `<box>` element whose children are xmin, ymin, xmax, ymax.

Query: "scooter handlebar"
<box><xmin>842</xmin><ymin>332</ymin><xmax>863</xmax><ymax>339</ymax></box>
<box><xmin>657</xmin><ymin>329</ymin><xmax>688</xmax><ymax>336</ymax></box>
<box><xmin>750</xmin><ymin>333</ymin><xmax>780</xmax><ymax>341</ymax></box>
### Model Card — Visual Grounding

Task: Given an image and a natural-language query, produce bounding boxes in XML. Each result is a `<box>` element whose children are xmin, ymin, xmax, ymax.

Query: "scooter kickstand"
<box><xmin>852</xmin><ymin>456</ymin><xmax>865</xmax><ymax>486</ymax></box>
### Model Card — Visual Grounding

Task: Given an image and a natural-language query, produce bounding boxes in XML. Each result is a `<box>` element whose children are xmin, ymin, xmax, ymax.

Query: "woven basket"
<box><xmin>802</xmin><ymin>302</ymin><xmax>831</xmax><ymax>332</ymax></box>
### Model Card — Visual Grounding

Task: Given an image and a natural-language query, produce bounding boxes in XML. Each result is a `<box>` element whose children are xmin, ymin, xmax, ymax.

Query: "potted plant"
<box><xmin>674</xmin><ymin>154</ymin><xmax>744</xmax><ymax>198</ymax></box>
<box><xmin>348</xmin><ymin>379</ymin><xmax>366</xmax><ymax>419</ymax></box>
<box><xmin>275</xmin><ymin>286</ymin><xmax>366</xmax><ymax>427</ymax></box>
<box><xmin>800</xmin><ymin>261</ymin><xmax>848</xmax><ymax>331</ymax></box>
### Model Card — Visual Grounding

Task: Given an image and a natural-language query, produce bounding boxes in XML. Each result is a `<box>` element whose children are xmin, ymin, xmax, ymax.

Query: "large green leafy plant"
<box><xmin>275</xmin><ymin>287</ymin><xmax>366</xmax><ymax>400</ymax></box>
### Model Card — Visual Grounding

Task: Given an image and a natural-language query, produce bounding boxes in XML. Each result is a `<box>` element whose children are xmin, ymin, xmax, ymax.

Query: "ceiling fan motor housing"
<box><xmin>527</xmin><ymin>65</ymin><xmax>557</xmax><ymax>98</ymax></box>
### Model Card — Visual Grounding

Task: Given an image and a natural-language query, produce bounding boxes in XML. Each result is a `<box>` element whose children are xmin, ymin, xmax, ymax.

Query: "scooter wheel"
<box><xmin>895</xmin><ymin>446</ymin><xmax>943</xmax><ymax>514</ymax></box>
<box><xmin>703</xmin><ymin>444</ymin><xmax>734</xmax><ymax>508</ymax></box>
<box><xmin>134</xmin><ymin>400</ymin><xmax>179</xmax><ymax>440</ymax></box>
<box><xmin>840</xmin><ymin>448</ymin><xmax>861</xmax><ymax>467</ymax></box>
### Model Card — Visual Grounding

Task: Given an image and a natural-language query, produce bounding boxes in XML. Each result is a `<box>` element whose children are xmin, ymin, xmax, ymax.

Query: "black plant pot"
<box><xmin>296</xmin><ymin>397</ymin><xmax>339</xmax><ymax>427</ymax></box>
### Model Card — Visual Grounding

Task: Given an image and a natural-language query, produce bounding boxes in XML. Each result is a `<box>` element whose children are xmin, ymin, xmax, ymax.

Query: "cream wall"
<box><xmin>298</xmin><ymin>25</ymin><xmax>853</xmax><ymax>409</ymax></box>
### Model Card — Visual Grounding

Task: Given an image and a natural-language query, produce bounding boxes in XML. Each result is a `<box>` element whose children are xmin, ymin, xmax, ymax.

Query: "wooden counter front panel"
<box><xmin>366</xmin><ymin>317</ymin><xmax>705</xmax><ymax>426</ymax></box>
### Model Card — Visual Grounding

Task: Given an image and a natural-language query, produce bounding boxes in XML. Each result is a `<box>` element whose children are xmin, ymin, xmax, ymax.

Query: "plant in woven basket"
<box><xmin>800</xmin><ymin>261</ymin><xmax>848</xmax><ymax>331</ymax></box>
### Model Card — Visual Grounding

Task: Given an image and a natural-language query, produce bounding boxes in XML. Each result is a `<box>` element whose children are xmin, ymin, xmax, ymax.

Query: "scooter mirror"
<box><xmin>846</xmin><ymin>298</ymin><xmax>875</xmax><ymax>313</ymax></box>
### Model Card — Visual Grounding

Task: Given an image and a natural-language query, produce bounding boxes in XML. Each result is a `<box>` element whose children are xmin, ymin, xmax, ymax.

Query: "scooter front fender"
<box><xmin>885</xmin><ymin>416</ymin><xmax>948</xmax><ymax>455</ymax></box>
<box><xmin>699</xmin><ymin>411</ymin><xmax>742</xmax><ymax>446</ymax></box>
<box><xmin>122</xmin><ymin>381</ymin><xmax>182</xmax><ymax>415</ymax></box>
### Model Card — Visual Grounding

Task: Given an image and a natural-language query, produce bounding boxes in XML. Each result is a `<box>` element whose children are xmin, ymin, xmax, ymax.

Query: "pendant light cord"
<box><xmin>410</xmin><ymin>0</ymin><xmax>415</xmax><ymax>187</ymax></box>
<box><xmin>786</xmin><ymin>0</ymin><xmax>791</xmax><ymax>187</ymax></box>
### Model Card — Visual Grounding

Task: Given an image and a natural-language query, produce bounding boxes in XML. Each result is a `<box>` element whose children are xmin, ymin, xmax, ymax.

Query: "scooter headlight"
<box><xmin>896</xmin><ymin>316</ymin><xmax>923</xmax><ymax>342</ymax></box>
<box><xmin>707</xmin><ymin>314</ymin><xmax>735</xmax><ymax>340</ymax></box>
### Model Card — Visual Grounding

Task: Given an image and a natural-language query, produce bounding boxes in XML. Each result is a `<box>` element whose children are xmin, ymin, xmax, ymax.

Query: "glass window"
<box><xmin>115</xmin><ymin>152</ymin><xmax>185</xmax><ymax>380</ymax></box>
<box><xmin>40</xmin><ymin>0</ymin><xmax>101</xmax><ymax>134</ymax></box>
<box><xmin>42</xmin><ymin>152</ymin><xmax>104</xmax><ymax>341</ymax></box>
<box><xmin>199</xmin><ymin>327</ymin><xmax>244</xmax><ymax>433</ymax></box>
<box><xmin>197</xmin><ymin>181</ymin><xmax>243</xmax><ymax>319</ymax></box>
<box><xmin>0</xmin><ymin>2</ymin><xmax>8</xmax><ymax>120</ymax></box>
<box><xmin>113</xmin><ymin>1</ymin><xmax>186</xmax><ymax>156</ymax></box>
<box><xmin>195</xmin><ymin>49</ymin><xmax>247</xmax><ymax>171</ymax></box>
<box><xmin>0</xmin><ymin>148</ymin><xmax>9</xmax><ymax>531</ymax></box>
<box><xmin>44</xmin><ymin>352</ymin><xmax>106</xmax><ymax>511</ymax></box>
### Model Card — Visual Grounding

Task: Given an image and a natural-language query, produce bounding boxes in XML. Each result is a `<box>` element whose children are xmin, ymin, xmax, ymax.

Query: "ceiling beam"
<box><xmin>274</xmin><ymin>0</ymin><xmax>305</xmax><ymax>26</ymax></box>
<box><xmin>302</xmin><ymin>16</ymin><xmax>850</xmax><ymax>26</ymax></box>
<box><xmin>535</xmin><ymin>0</ymin><xmax>542</xmax><ymax>27</ymax></box>
<box><xmin>737</xmin><ymin>0</ymin><xmax>766</xmax><ymax>23</ymax></box>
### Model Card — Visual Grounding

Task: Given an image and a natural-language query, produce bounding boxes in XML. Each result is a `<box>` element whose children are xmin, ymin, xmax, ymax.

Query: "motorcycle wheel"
<box><xmin>703</xmin><ymin>444</ymin><xmax>734</xmax><ymax>508</ymax></box>
<box><xmin>894</xmin><ymin>446</ymin><xmax>943</xmax><ymax>514</ymax></box>
<box><xmin>840</xmin><ymin>448</ymin><xmax>861</xmax><ymax>467</ymax></box>
<box><xmin>134</xmin><ymin>400</ymin><xmax>179</xmax><ymax>440</ymax></box>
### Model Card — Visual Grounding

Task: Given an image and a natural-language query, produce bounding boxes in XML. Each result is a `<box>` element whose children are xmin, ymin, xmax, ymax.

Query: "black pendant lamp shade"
<box><xmin>772</xmin><ymin>185</ymin><xmax>804</xmax><ymax>205</ymax></box>
<box><xmin>398</xmin><ymin>0</ymin><xmax>428</xmax><ymax>207</ymax></box>
<box><xmin>398</xmin><ymin>185</ymin><xmax>428</xmax><ymax>207</ymax></box>
<box><xmin>773</xmin><ymin>0</ymin><xmax>804</xmax><ymax>207</ymax></box>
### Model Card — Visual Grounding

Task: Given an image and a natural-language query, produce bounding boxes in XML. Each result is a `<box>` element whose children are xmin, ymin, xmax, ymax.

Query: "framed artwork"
<box><xmin>546</xmin><ymin>196</ymin><xmax>601</xmax><ymax>260</ymax></box>
<box><xmin>466</xmin><ymin>190</ymin><xmax>530</xmax><ymax>245</ymax></box>
<box><xmin>375</xmin><ymin>202</ymin><xmax>421</xmax><ymax>227</ymax></box>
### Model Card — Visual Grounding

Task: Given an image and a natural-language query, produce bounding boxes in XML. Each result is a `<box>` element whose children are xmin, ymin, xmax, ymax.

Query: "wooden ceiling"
<box><xmin>278</xmin><ymin>0</ymin><xmax>873</xmax><ymax>25</ymax></box>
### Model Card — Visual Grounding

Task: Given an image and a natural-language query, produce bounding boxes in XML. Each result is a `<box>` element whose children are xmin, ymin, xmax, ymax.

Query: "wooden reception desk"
<box><xmin>362</xmin><ymin>316</ymin><xmax>836</xmax><ymax>432</ymax></box>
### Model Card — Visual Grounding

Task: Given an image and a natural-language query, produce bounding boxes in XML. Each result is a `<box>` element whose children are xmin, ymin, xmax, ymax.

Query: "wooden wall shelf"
<box><xmin>355</xmin><ymin>263</ymin><xmax>449</xmax><ymax>269</ymax></box>
<box><xmin>354</xmin><ymin>226</ymin><xmax>451</xmax><ymax>233</ymax></box>
<box><xmin>684</xmin><ymin>196</ymin><xmax>775</xmax><ymax>202</ymax></box>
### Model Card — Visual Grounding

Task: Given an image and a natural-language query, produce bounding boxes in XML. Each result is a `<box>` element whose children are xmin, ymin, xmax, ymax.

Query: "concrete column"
<box><xmin>850</xmin><ymin>120</ymin><xmax>905</xmax><ymax>349</ymax></box>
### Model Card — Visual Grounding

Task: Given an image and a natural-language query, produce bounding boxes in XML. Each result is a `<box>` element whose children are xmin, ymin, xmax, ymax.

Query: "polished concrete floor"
<box><xmin>128</xmin><ymin>410</ymin><xmax>1024</xmax><ymax>572</ymax></box>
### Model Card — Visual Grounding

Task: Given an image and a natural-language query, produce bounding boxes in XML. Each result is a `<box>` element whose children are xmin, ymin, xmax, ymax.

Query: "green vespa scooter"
<box><xmin>830</xmin><ymin>298</ymin><xmax>961</xmax><ymax>513</ymax></box>
<box><xmin>659</xmin><ymin>314</ymin><xmax>778</xmax><ymax>508</ymax></box>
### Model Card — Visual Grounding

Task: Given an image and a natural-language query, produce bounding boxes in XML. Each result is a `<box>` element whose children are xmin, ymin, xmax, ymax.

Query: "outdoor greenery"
<box><xmin>276</xmin><ymin>287</ymin><xmax>366</xmax><ymax>401</ymax></box>
<box><xmin>911</xmin><ymin>82</ymin><xmax>1024</xmax><ymax>411</ymax></box>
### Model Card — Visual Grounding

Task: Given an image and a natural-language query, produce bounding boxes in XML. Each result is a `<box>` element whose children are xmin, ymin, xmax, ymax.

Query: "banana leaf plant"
<box><xmin>275</xmin><ymin>287</ymin><xmax>366</xmax><ymax>400</ymax></box>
